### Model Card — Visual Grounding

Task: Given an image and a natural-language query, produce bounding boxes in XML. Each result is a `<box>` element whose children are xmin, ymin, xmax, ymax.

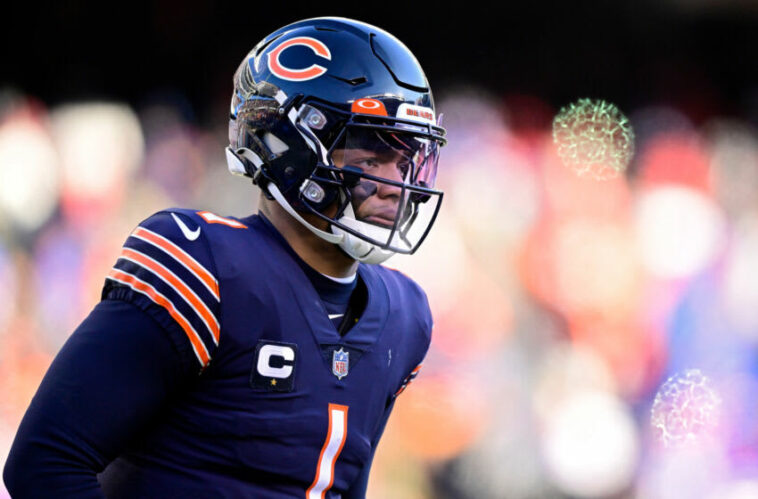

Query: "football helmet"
<box><xmin>226</xmin><ymin>17</ymin><xmax>446</xmax><ymax>264</ymax></box>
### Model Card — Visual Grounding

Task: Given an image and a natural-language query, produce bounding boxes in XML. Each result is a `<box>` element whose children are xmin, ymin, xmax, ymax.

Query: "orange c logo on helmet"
<box><xmin>267</xmin><ymin>36</ymin><xmax>331</xmax><ymax>82</ymax></box>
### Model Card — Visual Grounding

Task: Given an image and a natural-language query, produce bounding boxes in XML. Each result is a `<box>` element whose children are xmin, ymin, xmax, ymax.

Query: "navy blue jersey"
<box><xmin>94</xmin><ymin>209</ymin><xmax>432</xmax><ymax>497</ymax></box>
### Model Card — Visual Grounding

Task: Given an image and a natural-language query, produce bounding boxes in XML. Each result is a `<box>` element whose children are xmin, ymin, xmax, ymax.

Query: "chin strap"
<box><xmin>333</xmin><ymin>225</ymin><xmax>395</xmax><ymax>264</ymax></box>
<box><xmin>331</xmin><ymin>204</ymin><xmax>396</xmax><ymax>264</ymax></box>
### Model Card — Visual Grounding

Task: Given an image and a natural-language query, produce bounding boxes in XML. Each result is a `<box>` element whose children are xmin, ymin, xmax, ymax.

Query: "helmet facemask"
<box><xmin>293</xmin><ymin>102</ymin><xmax>444</xmax><ymax>263</ymax></box>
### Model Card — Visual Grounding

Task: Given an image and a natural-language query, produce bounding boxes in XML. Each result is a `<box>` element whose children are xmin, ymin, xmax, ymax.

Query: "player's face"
<box><xmin>331</xmin><ymin>142</ymin><xmax>412</xmax><ymax>228</ymax></box>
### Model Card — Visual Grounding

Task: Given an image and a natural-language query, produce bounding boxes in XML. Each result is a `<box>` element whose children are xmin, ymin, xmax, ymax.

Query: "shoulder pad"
<box><xmin>377</xmin><ymin>265</ymin><xmax>433</xmax><ymax>326</ymax></box>
<box><xmin>373</xmin><ymin>265</ymin><xmax>433</xmax><ymax>361</ymax></box>
<box><xmin>102</xmin><ymin>209</ymin><xmax>221</xmax><ymax>370</ymax></box>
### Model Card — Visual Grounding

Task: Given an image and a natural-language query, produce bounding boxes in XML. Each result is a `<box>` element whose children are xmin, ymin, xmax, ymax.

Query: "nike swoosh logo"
<box><xmin>328</xmin><ymin>313</ymin><xmax>344</xmax><ymax>320</ymax></box>
<box><xmin>171</xmin><ymin>213</ymin><xmax>201</xmax><ymax>241</ymax></box>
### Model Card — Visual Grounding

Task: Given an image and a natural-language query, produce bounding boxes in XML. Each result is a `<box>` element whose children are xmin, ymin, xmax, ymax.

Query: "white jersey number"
<box><xmin>306</xmin><ymin>403</ymin><xmax>349</xmax><ymax>498</ymax></box>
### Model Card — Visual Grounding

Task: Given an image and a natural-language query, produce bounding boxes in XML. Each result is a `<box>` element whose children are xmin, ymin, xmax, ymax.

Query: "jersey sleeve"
<box><xmin>4</xmin><ymin>300</ymin><xmax>187</xmax><ymax>497</ymax></box>
<box><xmin>101</xmin><ymin>210</ymin><xmax>221</xmax><ymax>371</ymax></box>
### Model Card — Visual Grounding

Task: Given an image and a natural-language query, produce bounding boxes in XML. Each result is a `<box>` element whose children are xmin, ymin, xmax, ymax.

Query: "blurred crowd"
<box><xmin>2</xmin><ymin>85</ymin><xmax>758</xmax><ymax>498</ymax></box>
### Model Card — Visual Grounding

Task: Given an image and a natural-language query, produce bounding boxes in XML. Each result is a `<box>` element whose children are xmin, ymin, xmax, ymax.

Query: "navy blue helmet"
<box><xmin>226</xmin><ymin>17</ymin><xmax>446</xmax><ymax>264</ymax></box>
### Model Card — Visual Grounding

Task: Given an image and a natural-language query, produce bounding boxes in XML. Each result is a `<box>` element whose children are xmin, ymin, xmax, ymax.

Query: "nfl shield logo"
<box><xmin>332</xmin><ymin>348</ymin><xmax>349</xmax><ymax>380</ymax></box>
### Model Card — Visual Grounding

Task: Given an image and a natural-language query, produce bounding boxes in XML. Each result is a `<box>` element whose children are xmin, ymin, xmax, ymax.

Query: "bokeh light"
<box><xmin>552</xmin><ymin>98</ymin><xmax>634</xmax><ymax>180</ymax></box>
<box><xmin>635</xmin><ymin>186</ymin><xmax>725</xmax><ymax>278</ymax></box>
<box><xmin>390</xmin><ymin>370</ymin><xmax>492</xmax><ymax>462</ymax></box>
<box><xmin>638</xmin><ymin>445</ymin><xmax>730</xmax><ymax>499</ymax></box>
<box><xmin>541</xmin><ymin>390</ymin><xmax>639</xmax><ymax>497</ymax></box>
<box><xmin>50</xmin><ymin>103</ymin><xmax>143</xmax><ymax>227</ymax></box>
<box><xmin>722</xmin><ymin>216</ymin><xmax>758</xmax><ymax>337</ymax></box>
<box><xmin>0</xmin><ymin>244</ymin><xmax>17</xmax><ymax>332</ymax></box>
<box><xmin>636</xmin><ymin>130</ymin><xmax>711</xmax><ymax>191</ymax></box>
<box><xmin>707</xmin><ymin>120</ymin><xmax>758</xmax><ymax>218</ymax></box>
<box><xmin>0</xmin><ymin>110</ymin><xmax>59</xmax><ymax>232</ymax></box>
<box><xmin>650</xmin><ymin>369</ymin><xmax>722</xmax><ymax>449</ymax></box>
<box><xmin>707</xmin><ymin>480</ymin><xmax>758</xmax><ymax>499</ymax></box>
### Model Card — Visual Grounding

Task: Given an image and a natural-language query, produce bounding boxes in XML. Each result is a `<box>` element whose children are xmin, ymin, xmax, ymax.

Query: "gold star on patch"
<box><xmin>270</xmin><ymin>379</ymin><xmax>277</xmax><ymax>386</ymax></box>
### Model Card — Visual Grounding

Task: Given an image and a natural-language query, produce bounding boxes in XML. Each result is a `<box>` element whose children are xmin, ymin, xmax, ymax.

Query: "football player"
<box><xmin>4</xmin><ymin>17</ymin><xmax>445</xmax><ymax>498</ymax></box>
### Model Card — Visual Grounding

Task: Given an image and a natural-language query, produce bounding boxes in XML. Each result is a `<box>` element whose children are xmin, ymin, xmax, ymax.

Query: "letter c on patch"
<box><xmin>257</xmin><ymin>344</ymin><xmax>295</xmax><ymax>378</ymax></box>
<box><xmin>268</xmin><ymin>36</ymin><xmax>331</xmax><ymax>81</ymax></box>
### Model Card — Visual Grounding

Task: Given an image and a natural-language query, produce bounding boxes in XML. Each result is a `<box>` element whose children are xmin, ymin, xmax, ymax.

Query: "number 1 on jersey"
<box><xmin>306</xmin><ymin>403</ymin><xmax>349</xmax><ymax>499</ymax></box>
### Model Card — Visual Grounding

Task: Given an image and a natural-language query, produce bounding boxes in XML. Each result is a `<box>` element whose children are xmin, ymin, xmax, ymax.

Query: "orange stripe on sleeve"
<box><xmin>107</xmin><ymin>268</ymin><xmax>211</xmax><ymax>367</ymax></box>
<box><xmin>132</xmin><ymin>227</ymin><xmax>220</xmax><ymax>301</ymax></box>
<box><xmin>394</xmin><ymin>364</ymin><xmax>422</xmax><ymax>397</ymax></box>
<box><xmin>120</xmin><ymin>248</ymin><xmax>220</xmax><ymax>345</ymax></box>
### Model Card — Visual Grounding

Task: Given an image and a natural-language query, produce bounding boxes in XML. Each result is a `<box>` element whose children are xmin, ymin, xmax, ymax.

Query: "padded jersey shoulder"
<box><xmin>372</xmin><ymin>264</ymin><xmax>433</xmax><ymax>338</ymax></box>
<box><xmin>102</xmin><ymin>208</ymin><xmax>246</xmax><ymax>371</ymax></box>
<box><xmin>369</xmin><ymin>264</ymin><xmax>433</xmax><ymax>396</ymax></box>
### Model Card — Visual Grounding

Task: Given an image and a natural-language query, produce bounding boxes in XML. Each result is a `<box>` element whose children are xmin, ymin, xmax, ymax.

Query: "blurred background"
<box><xmin>3</xmin><ymin>1</ymin><xmax>758</xmax><ymax>497</ymax></box>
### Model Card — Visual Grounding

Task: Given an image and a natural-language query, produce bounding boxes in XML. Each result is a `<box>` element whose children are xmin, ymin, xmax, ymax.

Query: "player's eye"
<box><xmin>397</xmin><ymin>161</ymin><xmax>411</xmax><ymax>179</ymax></box>
<box><xmin>354</xmin><ymin>156</ymin><xmax>380</xmax><ymax>169</ymax></box>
